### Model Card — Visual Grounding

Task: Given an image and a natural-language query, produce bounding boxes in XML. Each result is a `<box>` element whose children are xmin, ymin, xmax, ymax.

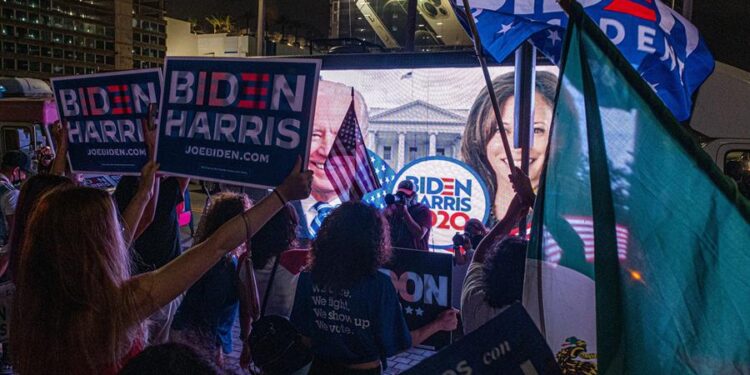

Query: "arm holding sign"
<box><xmin>50</xmin><ymin>121</ymin><xmax>69</xmax><ymax>177</ymax></box>
<box><xmin>132</xmin><ymin>110</ymin><xmax>161</xmax><ymax>239</ymax></box>
<box><xmin>119</xmin><ymin>161</ymin><xmax>158</xmax><ymax>246</ymax></box>
<box><xmin>472</xmin><ymin>169</ymin><xmax>535</xmax><ymax>264</ymax></box>
<box><xmin>124</xmin><ymin>159</ymin><xmax>312</xmax><ymax>322</ymax></box>
<box><xmin>410</xmin><ymin>309</ymin><xmax>459</xmax><ymax>347</ymax></box>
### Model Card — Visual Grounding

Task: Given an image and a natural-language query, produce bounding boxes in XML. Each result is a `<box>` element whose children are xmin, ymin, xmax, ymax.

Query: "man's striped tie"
<box><xmin>309</xmin><ymin>201</ymin><xmax>333</xmax><ymax>237</ymax></box>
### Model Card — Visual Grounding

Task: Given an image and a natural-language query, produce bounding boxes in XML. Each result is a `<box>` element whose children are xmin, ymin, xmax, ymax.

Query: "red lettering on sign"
<box><xmin>604</xmin><ymin>0</ymin><xmax>656</xmax><ymax>22</ymax></box>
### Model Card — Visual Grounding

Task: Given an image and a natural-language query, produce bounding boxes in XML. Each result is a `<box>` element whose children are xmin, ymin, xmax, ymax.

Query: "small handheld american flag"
<box><xmin>324</xmin><ymin>92</ymin><xmax>381</xmax><ymax>202</ymax></box>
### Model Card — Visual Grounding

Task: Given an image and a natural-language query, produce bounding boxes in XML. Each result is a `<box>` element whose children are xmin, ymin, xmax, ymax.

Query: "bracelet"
<box><xmin>272</xmin><ymin>189</ymin><xmax>287</xmax><ymax>205</ymax></box>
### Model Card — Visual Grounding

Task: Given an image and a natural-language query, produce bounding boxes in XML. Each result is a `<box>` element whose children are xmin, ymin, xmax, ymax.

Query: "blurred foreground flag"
<box><xmin>454</xmin><ymin>0</ymin><xmax>714</xmax><ymax>121</ymax></box>
<box><xmin>523</xmin><ymin>2</ymin><xmax>750</xmax><ymax>373</ymax></box>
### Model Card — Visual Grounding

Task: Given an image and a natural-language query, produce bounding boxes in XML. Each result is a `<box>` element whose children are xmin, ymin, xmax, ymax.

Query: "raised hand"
<box><xmin>435</xmin><ymin>308</ymin><xmax>459</xmax><ymax>332</ymax></box>
<box><xmin>142</xmin><ymin>103</ymin><xmax>158</xmax><ymax>161</ymax></box>
<box><xmin>275</xmin><ymin>157</ymin><xmax>313</xmax><ymax>202</ymax></box>
<box><xmin>508</xmin><ymin>167</ymin><xmax>535</xmax><ymax>208</ymax></box>
<box><xmin>51</xmin><ymin>121</ymin><xmax>69</xmax><ymax>151</ymax></box>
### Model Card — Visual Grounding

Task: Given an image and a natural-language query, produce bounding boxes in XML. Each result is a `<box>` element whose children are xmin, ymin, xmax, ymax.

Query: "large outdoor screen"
<box><xmin>302</xmin><ymin>65</ymin><xmax>558</xmax><ymax>250</ymax></box>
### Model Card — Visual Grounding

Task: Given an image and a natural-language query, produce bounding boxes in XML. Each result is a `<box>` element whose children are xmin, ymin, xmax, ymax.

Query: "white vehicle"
<box><xmin>689</xmin><ymin>61</ymin><xmax>750</xmax><ymax>193</ymax></box>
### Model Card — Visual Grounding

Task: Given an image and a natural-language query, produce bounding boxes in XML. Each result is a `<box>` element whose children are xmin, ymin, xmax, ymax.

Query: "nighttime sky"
<box><xmin>166</xmin><ymin>0</ymin><xmax>329</xmax><ymax>38</ymax></box>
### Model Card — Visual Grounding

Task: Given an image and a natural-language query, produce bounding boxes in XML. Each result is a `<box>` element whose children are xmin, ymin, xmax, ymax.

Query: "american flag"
<box><xmin>543</xmin><ymin>216</ymin><xmax>630</xmax><ymax>266</ymax></box>
<box><xmin>363</xmin><ymin>150</ymin><xmax>397</xmax><ymax>209</ymax></box>
<box><xmin>324</xmin><ymin>99</ymin><xmax>381</xmax><ymax>202</ymax></box>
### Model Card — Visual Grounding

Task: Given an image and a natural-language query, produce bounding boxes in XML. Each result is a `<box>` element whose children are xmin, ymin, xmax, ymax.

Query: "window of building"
<box><xmin>17</xmin><ymin>44</ymin><xmax>28</xmax><ymax>54</ymax></box>
<box><xmin>105</xmin><ymin>41</ymin><xmax>114</xmax><ymax>50</ymax></box>
<box><xmin>75</xmin><ymin>66</ymin><xmax>85</xmax><ymax>75</ymax></box>
<box><xmin>95</xmin><ymin>39</ymin><xmax>104</xmax><ymax>49</ymax></box>
<box><xmin>64</xmin><ymin>35</ymin><xmax>73</xmax><ymax>45</ymax></box>
<box><xmin>30</xmin><ymin>61</ymin><xmax>40</xmax><ymax>72</ymax></box>
<box><xmin>1</xmin><ymin>25</ymin><xmax>12</xmax><ymax>36</ymax></box>
<box><xmin>2</xmin><ymin>59</ymin><xmax>14</xmax><ymax>70</ymax></box>
<box><xmin>52</xmin><ymin>64</ymin><xmax>63</xmax><ymax>74</ymax></box>
<box><xmin>29</xmin><ymin>44</ymin><xmax>40</xmax><ymax>56</ymax></box>
<box><xmin>16</xmin><ymin>27</ymin><xmax>27</xmax><ymax>38</ymax></box>
<box><xmin>158</xmin><ymin>24</ymin><xmax>165</xmax><ymax>33</ymax></box>
<box><xmin>42</xmin><ymin>62</ymin><xmax>51</xmax><ymax>72</ymax></box>
<box><xmin>53</xmin><ymin>48</ymin><xmax>63</xmax><ymax>59</ymax></box>
<box><xmin>105</xmin><ymin>56</ymin><xmax>114</xmax><ymax>65</ymax></box>
<box><xmin>16</xmin><ymin>11</ymin><xmax>27</xmax><ymax>22</ymax></box>
<box><xmin>436</xmin><ymin>147</ymin><xmax>445</xmax><ymax>156</ymax></box>
<box><xmin>52</xmin><ymin>32</ymin><xmax>62</xmax><ymax>43</ymax></box>
<box><xmin>64</xmin><ymin>66</ymin><xmax>74</xmax><ymax>75</ymax></box>
<box><xmin>133</xmin><ymin>33</ymin><xmax>141</xmax><ymax>42</ymax></box>
<box><xmin>28</xmin><ymin>29</ymin><xmax>40</xmax><ymax>40</ymax></box>
<box><xmin>2</xmin><ymin>9</ymin><xmax>14</xmax><ymax>20</ymax></box>
<box><xmin>64</xmin><ymin>50</ymin><xmax>75</xmax><ymax>60</ymax></box>
<box><xmin>409</xmin><ymin>147</ymin><xmax>418</xmax><ymax>161</ymax></box>
<box><xmin>29</xmin><ymin>13</ymin><xmax>40</xmax><ymax>25</ymax></box>
<box><xmin>17</xmin><ymin>60</ymin><xmax>29</xmax><ymax>71</ymax></box>
<box><xmin>383</xmin><ymin>146</ymin><xmax>392</xmax><ymax>160</ymax></box>
<box><xmin>95</xmin><ymin>54</ymin><xmax>104</xmax><ymax>64</ymax></box>
<box><xmin>3</xmin><ymin>42</ymin><xmax>15</xmax><ymax>54</ymax></box>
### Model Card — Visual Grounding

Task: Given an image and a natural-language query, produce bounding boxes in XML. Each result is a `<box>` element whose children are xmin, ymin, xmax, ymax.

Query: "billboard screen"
<box><xmin>299</xmin><ymin>65</ymin><xmax>558</xmax><ymax>249</ymax></box>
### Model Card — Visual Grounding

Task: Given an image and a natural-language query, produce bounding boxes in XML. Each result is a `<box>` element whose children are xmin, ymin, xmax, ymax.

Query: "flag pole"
<box><xmin>460</xmin><ymin>0</ymin><xmax>518</xmax><ymax>176</ymax></box>
<box><xmin>515</xmin><ymin>42</ymin><xmax>536</xmax><ymax>237</ymax></box>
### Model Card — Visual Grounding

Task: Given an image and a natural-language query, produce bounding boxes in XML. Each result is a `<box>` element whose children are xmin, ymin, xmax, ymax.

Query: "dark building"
<box><xmin>0</xmin><ymin>0</ymin><xmax>166</xmax><ymax>80</ymax></box>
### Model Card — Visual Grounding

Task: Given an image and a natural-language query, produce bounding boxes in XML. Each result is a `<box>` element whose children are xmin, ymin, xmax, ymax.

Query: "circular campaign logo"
<box><xmin>391</xmin><ymin>157</ymin><xmax>490</xmax><ymax>250</ymax></box>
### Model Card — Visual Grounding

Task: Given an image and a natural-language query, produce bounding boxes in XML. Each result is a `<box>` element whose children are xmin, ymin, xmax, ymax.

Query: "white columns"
<box><xmin>397</xmin><ymin>132</ymin><xmax>406</xmax><ymax>170</ymax></box>
<box><xmin>428</xmin><ymin>132</ymin><xmax>437</xmax><ymax>156</ymax></box>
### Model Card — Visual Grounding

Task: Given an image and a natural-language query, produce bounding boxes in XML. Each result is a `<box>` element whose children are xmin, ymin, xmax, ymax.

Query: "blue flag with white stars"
<box><xmin>362</xmin><ymin>150</ymin><xmax>397</xmax><ymax>210</ymax></box>
<box><xmin>453</xmin><ymin>0</ymin><xmax>714</xmax><ymax>121</ymax></box>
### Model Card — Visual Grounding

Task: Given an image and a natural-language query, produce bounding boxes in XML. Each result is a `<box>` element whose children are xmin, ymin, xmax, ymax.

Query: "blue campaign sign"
<box><xmin>156</xmin><ymin>57</ymin><xmax>321</xmax><ymax>188</ymax></box>
<box><xmin>403</xmin><ymin>303</ymin><xmax>562</xmax><ymax>375</ymax></box>
<box><xmin>51</xmin><ymin>69</ymin><xmax>162</xmax><ymax>174</ymax></box>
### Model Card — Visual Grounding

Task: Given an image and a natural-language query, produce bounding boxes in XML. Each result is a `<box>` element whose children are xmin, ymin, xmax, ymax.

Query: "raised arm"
<box><xmin>125</xmin><ymin>158</ymin><xmax>312</xmax><ymax>322</ymax></box>
<box><xmin>472</xmin><ymin>168</ymin><xmax>535</xmax><ymax>264</ymax></box>
<box><xmin>131</xmin><ymin>109</ymin><xmax>160</xmax><ymax>239</ymax></box>
<box><xmin>50</xmin><ymin>121</ymin><xmax>69</xmax><ymax>176</ymax></box>
<box><xmin>120</xmin><ymin>161</ymin><xmax>158</xmax><ymax>247</ymax></box>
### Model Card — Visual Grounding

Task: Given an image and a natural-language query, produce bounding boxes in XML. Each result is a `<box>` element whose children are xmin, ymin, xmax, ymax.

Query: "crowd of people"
<box><xmin>0</xmin><ymin>75</ymin><xmax>550</xmax><ymax>375</ymax></box>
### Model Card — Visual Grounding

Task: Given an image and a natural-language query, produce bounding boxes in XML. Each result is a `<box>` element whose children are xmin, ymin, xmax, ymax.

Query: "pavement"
<box><xmin>181</xmin><ymin>185</ymin><xmax>436</xmax><ymax>374</ymax></box>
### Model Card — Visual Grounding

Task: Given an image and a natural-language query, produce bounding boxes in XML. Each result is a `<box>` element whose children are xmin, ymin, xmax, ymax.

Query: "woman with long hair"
<box><xmin>10</xmin><ymin>159</ymin><xmax>312</xmax><ymax>374</ymax></box>
<box><xmin>238</xmin><ymin>202</ymin><xmax>303</xmax><ymax>368</ymax></box>
<box><xmin>290</xmin><ymin>201</ymin><xmax>457</xmax><ymax>374</ymax></box>
<box><xmin>2</xmin><ymin>174</ymin><xmax>73</xmax><ymax>281</ymax></box>
<box><xmin>171</xmin><ymin>192</ymin><xmax>251</xmax><ymax>366</ymax></box>
<box><xmin>460</xmin><ymin>71</ymin><xmax>557</xmax><ymax>220</ymax></box>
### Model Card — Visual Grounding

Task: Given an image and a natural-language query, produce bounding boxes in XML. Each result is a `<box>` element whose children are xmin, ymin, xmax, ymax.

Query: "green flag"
<box><xmin>523</xmin><ymin>2</ymin><xmax>750</xmax><ymax>374</ymax></box>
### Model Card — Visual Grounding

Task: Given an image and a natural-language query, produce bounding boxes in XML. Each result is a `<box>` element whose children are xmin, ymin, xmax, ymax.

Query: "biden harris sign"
<box><xmin>51</xmin><ymin>69</ymin><xmax>162</xmax><ymax>174</ymax></box>
<box><xmin>156</xmin><ymin>57</ymin><xmax>321</xmax><ymax>188</ymax></box>
<box><xmin>392</xmin><ymin>157</ymin><xmax>491</xmax><ymax>250</ymax></box>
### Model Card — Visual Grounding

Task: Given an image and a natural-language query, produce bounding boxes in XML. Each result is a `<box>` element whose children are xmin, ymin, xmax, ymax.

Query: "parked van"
<box><xmin>689</xmin><ymin>61</ymin><xmax>750</xmax><ymax>197</ymax></box>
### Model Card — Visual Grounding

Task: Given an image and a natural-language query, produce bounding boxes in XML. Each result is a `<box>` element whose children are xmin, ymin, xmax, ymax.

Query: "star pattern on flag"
<box><xmin>547</xmin><ymin>29</ymin><xmax>561</xmax><ymax>46</ymax></box>
<box><xmin>362</xmin><ymin>150</ymin><xmax>397</xmax><ymax>210</ymax></box>
<box><xmin>415</xmin><ymin>307</ymin><xmax>424</xmax><ymax>317</ymax></box>
<box><xmin>405</xmin><ymin>306</ymin><xmax>414</xmax><ymax>315</ymax></box>
<box><xmin>496</xmin><ymin>22</ymin><xmax>513</xmax><ymax>35</ymax></box>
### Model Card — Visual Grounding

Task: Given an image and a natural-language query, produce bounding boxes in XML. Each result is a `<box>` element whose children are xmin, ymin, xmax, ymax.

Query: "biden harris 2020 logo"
<box><xmin>392</xmin><ymin>157</ymin><xmax>490</xmax><ymax>250</ymax></box>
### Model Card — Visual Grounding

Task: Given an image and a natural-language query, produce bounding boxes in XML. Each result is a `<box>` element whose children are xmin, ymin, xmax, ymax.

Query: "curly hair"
<box><xmin>250</xmin><ymin>203</ymin><xmax>299</xmax><ymax>269</ymax></box>
<box><xmin>482</xmin><ymin>236</ymin><xmax>528</xmax><ymax>308</ymax></box>
<box><xmin>194</xmin><ymin>192</ymin><xmax>251</xmax><ymax>244</ymax></box>
<box><xmin>309</xmin><ymin>201</ymin><xmax>390</xmax><ymax>290</ymax></box>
